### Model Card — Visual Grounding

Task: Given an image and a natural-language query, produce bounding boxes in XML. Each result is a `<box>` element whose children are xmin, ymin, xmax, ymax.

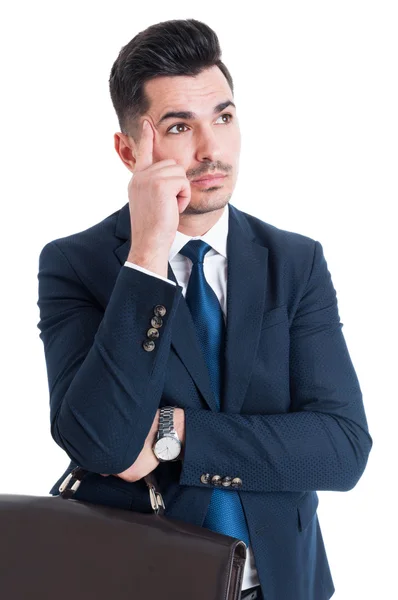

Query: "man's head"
<box><xmin>109</xmin><ymin>19</ymin><xmax>240</xmax><ymax>216</ymax></box>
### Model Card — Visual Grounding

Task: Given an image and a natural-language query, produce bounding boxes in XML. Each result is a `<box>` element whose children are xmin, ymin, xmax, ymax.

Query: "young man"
<box><xmin>37</xmin><ymin>18</ymin><xmax>372</xmax><ymax>600</ymax></box>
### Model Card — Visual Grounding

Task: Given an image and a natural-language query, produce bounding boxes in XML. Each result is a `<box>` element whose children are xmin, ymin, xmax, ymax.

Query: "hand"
<box><xmin>100</xmin><ymin>408</ymin><xmax>185</xmax><ymax>482</ymax></box>
<box><xmin>128</xmin><ymin>119</ymin><xmax>191</xmax><ymax>261</ymax></box>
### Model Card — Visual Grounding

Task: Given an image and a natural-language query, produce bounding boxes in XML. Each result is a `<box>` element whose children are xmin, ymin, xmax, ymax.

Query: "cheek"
<box><xmin>230</xmin><ymin>129</ymin><xmax>241</xmax><ymax>152</ymax></box>
<box><xmin>221</xmin><ymin>131</ymin><xmax>240</xmax><ymax>167</ymax></box>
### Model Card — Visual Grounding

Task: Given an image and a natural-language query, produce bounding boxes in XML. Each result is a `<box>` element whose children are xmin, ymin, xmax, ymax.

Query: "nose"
<box><xmin>194</xmin><ymin>127</ymin><xmax>222</xmax><ymax>163</ymax></box>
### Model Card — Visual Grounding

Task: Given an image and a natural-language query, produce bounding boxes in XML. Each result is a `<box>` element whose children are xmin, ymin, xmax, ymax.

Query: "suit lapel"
<box><xmin>113</xmin><ymin>202</ymin><xmax>269</xmax><ymax>414</ymax></box>
<box><xmin>223</xmin><ymin>206</ymin><xmax>269</xmax><ymax>413</ymax></box>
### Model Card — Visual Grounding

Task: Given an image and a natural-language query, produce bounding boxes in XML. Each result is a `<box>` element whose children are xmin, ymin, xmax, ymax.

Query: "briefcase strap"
<box><xmin>58</xmin><ymin>467</ymin><xmax>165</xmax><ymax>515</ymax></box>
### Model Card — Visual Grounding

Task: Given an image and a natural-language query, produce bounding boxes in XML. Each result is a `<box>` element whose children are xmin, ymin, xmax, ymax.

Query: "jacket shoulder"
<box><xmin>235</xmin><ymin>206</ymin><xmax>317</xmax><ymax>255</ymax></box>
<box><xmin>40</xmin><ymin>204</ymin><xmax>122</xmax><ymax>263</ymax></box>
<box><xmin>40</xmin><ymin>205</ymin><xmax>121</xmax><ymax>255</ymax></box>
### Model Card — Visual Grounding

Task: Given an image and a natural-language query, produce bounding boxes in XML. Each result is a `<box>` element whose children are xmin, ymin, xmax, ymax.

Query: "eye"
<box><xmin>167</xmin><ymin>113</ymin><xmax>234</xmax><ymax>135</ymax></box>
<box><xmin>217</xmin><ymin>113</ymin><xmax>233</xmax><ymax>124</ymax></box>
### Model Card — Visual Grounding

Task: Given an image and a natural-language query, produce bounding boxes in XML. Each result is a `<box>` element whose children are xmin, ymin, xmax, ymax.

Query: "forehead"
<box><xmin>144</xmin><ymin>65</ymin><xmax>232</xmax><ymax>114</ymax></box>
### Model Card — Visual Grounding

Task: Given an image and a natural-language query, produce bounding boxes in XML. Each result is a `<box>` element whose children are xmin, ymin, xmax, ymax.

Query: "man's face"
<box><xmin>130</xmin><ymin>65</ymin><xmax>241</xmax><ymax>215</ymax></box>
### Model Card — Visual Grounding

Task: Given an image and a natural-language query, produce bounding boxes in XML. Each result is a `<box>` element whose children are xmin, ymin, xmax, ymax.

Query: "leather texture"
<box><xmin>34</xmin><ymin>201</ymin><xmax>372</xmax><ymax>600</ymax></box>
<box><xmin>0</xmin><ymin>489</ymin><xmax>246</xmax><ymax>599</ymax></box>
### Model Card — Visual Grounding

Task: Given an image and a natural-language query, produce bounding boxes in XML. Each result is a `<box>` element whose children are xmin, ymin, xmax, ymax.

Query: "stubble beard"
<box><xmin>182</xmin><ymin>189</ymin><xmax>232</xmax><ymax>215</ymax></box>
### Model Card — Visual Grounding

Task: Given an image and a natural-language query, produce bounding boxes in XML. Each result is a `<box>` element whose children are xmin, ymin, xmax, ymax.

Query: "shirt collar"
<box><xmin>169</xmin><ymin>202</ymin><xmax>229</xmax><ymax>261</ymax></box>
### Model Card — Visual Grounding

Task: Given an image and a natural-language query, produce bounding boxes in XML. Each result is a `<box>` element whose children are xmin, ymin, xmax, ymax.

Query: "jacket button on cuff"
<box><xmin>154</xmin><ymin>305</ymin><xmax>167</xmax><ymax>317</ymax></box>
<box><xmin>211</xmin><ymin>475</ymin><xmax>222</xmax><ymax>487</ymax></box>
<box><xmin>151</xmin><ymin>316</ymin><xmax>163</xmax><ymax>328</ymax></box>
<box><xmin>200</xmin><ymin>473</ymin><xmax>211</xmax><ymax>484</ymax></box>
<box><xmin>231</xmin><ymin>477</ymin><xmax>243</xmax><ymax>488</ymax></box>
<box><xmin>142</xmin><ymin>340</ymin><xmax>156</xmax><ymax>352</ymax></box>
<box><xmin>147</xmin><ymin>327</ymin><xmax>160</xmax><ymax>340</ymax></box>
<box><xmin>221</xmin><ymin>476</ymin><xmax>233</xmax><ymax>487</ymax></box>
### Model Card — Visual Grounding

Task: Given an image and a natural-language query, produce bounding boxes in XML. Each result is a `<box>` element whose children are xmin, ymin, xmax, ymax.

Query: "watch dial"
<box><xmin>155</xmin><ymin>436</ymin><xmax>181</xmax><ymax>460</ymax></box>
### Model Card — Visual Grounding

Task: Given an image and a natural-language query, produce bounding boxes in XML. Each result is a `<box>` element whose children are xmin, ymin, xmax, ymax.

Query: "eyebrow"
<box><xmin>156</xmin><ymin>100</ymin><xmax>236</xmax><ymax>127</ymax></box>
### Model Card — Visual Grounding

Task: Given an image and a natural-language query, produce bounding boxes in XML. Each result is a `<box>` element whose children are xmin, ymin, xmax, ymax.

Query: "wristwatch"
<box><xmin>152</xmin><ymin>406</ymin><xmax>182</xmax><ymax>462</ymax></box>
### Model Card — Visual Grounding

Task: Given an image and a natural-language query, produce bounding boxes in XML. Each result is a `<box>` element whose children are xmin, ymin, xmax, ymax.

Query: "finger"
<box><xmin>177</xmin><ymin>177</ymin><xmax>192</xmax><ymax>212</ymax></box>
<box><xmin>135</xmin><ymin>119</ymin><xmax>154</xmax><ymax>173</ymax></box>
<box><xmin>149</xmin><ymin>158</ymin><xmax>177</xmax><ymax>172</ymax></box>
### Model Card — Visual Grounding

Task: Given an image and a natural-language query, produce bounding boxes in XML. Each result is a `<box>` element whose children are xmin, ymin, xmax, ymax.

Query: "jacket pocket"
<box><xmin>297</xmin><ymin>491</ymin><xmax>319</xmax><ymax>532</ymax></box>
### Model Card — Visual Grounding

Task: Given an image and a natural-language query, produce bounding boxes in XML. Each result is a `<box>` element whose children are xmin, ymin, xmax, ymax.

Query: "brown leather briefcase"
<box><xmin>0</xmin><ymin>467</ymin><xmax>246</xmax><ymax>600</ymax></box>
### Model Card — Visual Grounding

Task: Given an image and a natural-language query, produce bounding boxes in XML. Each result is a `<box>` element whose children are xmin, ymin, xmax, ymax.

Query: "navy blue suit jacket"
<box><xmin>37</xmin><ymin>202</ymin><xmax>372</xmax><ymax>600</ymax></box>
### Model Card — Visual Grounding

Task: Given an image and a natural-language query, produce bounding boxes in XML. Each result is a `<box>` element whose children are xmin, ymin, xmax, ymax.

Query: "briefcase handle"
<box><xmin>58</xmin><ymin>467</ymin><xmax>165</xmax><ymax>515</ymax></box>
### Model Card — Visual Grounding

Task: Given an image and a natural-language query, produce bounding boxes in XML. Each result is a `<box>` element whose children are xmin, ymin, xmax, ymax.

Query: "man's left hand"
<box><xmin>100</xmin><ymin>408</ymin><xmax>185</xmax><ymax>483</ymax></box>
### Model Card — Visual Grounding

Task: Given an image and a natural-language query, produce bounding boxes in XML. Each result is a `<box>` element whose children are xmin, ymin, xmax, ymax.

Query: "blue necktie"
<box><xmin>179</xmin><ymin>240</ymin><xmax>250</xmax><ymax>548</ymax></box>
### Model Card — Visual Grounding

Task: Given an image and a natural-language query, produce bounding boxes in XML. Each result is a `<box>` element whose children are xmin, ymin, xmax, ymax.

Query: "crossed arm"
<box><xmin>38</xmin><ymin>239</ymin><xmax>372</xmax><ymax>493</ymax></box>
<box><xmin>104</xmin><ymin>241</ymin><xmax>372</xmax><ymax>492</ymax></box>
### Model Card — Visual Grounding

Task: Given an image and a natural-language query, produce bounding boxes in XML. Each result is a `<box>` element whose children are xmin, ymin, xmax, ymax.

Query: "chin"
<box><xmin>182</xmin><ymin>193</ymin><xmax>231</xmax><ymax>215</ymax></box>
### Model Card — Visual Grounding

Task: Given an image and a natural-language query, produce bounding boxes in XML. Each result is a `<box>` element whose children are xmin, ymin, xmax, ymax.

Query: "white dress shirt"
<box><xmin>124</xmin><ymin>203</ymin><xmax>260</xmax><ymax>590</ymax></box>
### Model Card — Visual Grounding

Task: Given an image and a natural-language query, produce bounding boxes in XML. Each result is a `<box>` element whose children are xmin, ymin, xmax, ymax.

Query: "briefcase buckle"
<box><xmin>59</xmin><ymin>467</ymin><xmax>88</xmax><ymax>495</ymax></box>
<box><xmin>59</xmin><ymin>472</ymin><xmax>81</xmax><ymax>494</ymax></box>
<box><xmin>148</xmin><ymin>484</ymin><xmax>165</xmax><ymax>514</ymax></box>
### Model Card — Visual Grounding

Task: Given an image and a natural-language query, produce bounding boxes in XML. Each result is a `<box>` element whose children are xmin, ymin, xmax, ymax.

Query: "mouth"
<box><xmin>191</xmin><ymin>174</ymin><xmax>227</xmax><ymax>187</ymax></box>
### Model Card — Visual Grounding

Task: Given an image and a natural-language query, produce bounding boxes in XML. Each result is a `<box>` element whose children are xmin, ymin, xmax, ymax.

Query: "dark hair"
<box><xmin>108</xmin><ymin>19</ymin><xmax>234</xmax><ymax>140</ymax></box>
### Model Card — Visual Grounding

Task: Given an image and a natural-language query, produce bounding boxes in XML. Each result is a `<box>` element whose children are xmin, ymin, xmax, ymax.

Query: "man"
<box><xmin>37</xmin><ymin>18</ymin><xmax>372</xmax><ymax>600</ymax></box>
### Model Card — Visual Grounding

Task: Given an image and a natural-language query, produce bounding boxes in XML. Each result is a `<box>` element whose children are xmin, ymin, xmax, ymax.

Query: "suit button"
<box><xmin>151</xmin><ymin>316</ymin><xmax>163</xmax><ymax>328</ymax></box>
<box><xmin>231</xmin><ymin>477</ymin><xmax>242</xmax><ymax>488</ymax></box>
<box><xmin>154</xmin><ymin>305</ymin><xmax>167</xmax><ymax>317</ymax></box>
<box><xmin>147</xmin><ymin>327</ymin><xmax>160</xmax><ymax>340</ymax></box>
<box><xmin>221</xmin><ymin>476</ymin><xmax>232</xmax><ymax>487</ymax></box>
<box><xmin>211</xmin><ymin>475</ymin><xmax>222</xmax><ymax>487</ymax></box>
<box><xmin>142</xmin><ymin>340</ymin><xmax>155</xmax><ymax>352</ymax></box>
<box><xmin>200</xmin><ymin>474</ymin><xmax>211</xmax><ymax>484</ymax></box>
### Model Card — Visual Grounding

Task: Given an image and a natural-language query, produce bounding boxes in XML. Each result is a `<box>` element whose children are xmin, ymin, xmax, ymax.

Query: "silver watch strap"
<box><xmin>158</xmin><ymin>406</ymin><xmax>179</xmax><ymax>439</ymax></box>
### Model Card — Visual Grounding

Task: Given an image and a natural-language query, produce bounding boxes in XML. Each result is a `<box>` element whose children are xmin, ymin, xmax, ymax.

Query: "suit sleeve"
<box><xmin>37</xmin><ymin>241</ymin><xmax>182</xmax><ymax>474</ymax></box>
<box><xmin>179</xmin><ymin>240</ymin><xmax>373</xmax><ymax>493</ymax></box>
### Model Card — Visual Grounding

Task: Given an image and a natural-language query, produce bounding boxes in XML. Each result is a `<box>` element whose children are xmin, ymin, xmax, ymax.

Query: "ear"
<box><xmin>113</xmin><ymin>131</ymin><xmax>137</xmax><ymax>173</ymax></box>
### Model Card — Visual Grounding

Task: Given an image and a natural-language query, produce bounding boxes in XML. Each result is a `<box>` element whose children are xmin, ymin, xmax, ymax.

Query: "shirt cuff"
<box><xmin>124</xmin><ymin>261</ymin><xmax>176</xmax><ymax>286</ymax></box>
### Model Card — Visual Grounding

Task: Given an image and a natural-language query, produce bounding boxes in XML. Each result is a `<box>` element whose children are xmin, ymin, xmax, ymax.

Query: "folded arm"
<box><xmin>179</xmin><ymin>241</ymin><xmax>372</xmax><ymax>493</ymax></box>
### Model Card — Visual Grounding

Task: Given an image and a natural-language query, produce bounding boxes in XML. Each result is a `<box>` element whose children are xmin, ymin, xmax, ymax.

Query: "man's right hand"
<box><xmin>127</xmin><ymin>119</ymin><xmax>191</xmax><ymax>277</ymax></box>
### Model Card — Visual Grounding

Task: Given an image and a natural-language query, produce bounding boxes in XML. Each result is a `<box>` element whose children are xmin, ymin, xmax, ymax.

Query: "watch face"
<box><xmin>154</xmin><ymin>436</ymin><xmax>181</xmax><ymax>461</ymax></box>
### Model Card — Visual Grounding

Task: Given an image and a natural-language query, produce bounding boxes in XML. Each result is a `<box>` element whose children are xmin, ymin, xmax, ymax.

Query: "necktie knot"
<box><xmin>179</xmin><ymin>240</ymin><xmax>212</xmax><ymax>264</ymax></box>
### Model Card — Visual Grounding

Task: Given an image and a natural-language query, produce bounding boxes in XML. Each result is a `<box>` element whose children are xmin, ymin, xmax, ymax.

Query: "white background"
<box><xmin>0</xmin><ymin>2</ymin><xmax>396</xmax><ymax>598</ymax></box>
